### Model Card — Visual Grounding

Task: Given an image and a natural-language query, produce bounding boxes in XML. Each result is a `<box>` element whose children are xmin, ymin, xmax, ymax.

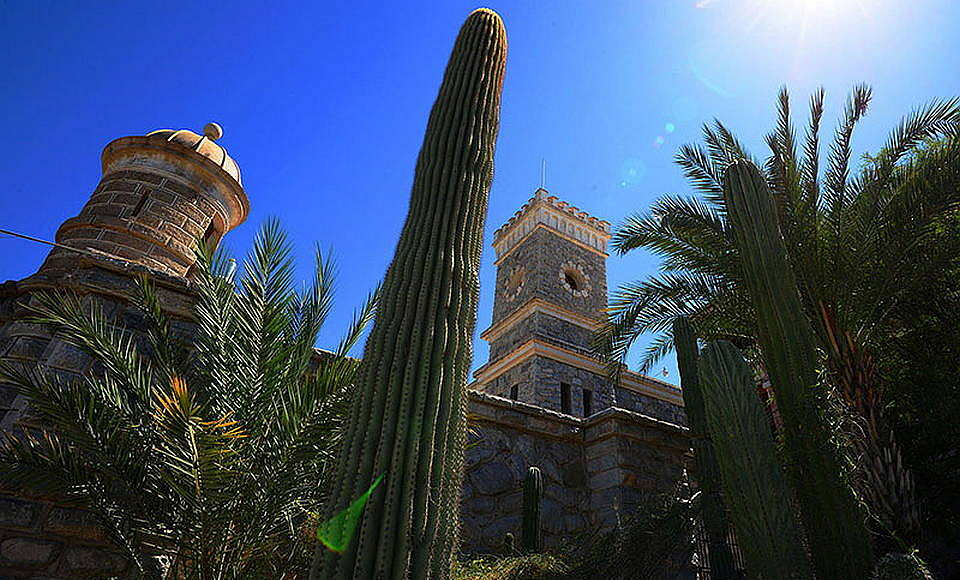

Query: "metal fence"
<box><xmin>690</xmin><ymin>517</ymin><xmax>747</xmax><ymax>579</ymax></box>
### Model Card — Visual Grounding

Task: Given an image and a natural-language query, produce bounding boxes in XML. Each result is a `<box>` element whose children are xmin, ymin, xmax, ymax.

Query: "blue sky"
<box><xmin>1</xmin><ymin>1</ymin><xmax>957</xmax><ymax>379</ymax></box>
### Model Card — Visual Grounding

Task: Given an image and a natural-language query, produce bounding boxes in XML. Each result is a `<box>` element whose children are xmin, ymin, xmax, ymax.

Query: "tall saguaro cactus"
<box><xmin>672</xmin><ymin>318</ymin><xmax>736</xmax><ymax>579</ymax></box>
<box><xmin>522</xmin><ymin>466</ymin><xmax>543</xmax><ymax>553</ymax></box>
<box><xmin>723</xmin><ymin>160</ymin><xmax>873</xmax><ymax>578</ymax></box>
<box><xmin>699</xmin><ymin>341</ymin><xmax>811</xmax><ymax>579</ymax></box>
<box><xmin>312</xmin><ymin>9</ymin><xmax>507</xmax><ymax>580</ymax></box>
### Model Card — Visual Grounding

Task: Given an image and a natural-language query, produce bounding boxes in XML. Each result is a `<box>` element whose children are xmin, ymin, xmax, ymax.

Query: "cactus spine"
<box><xmin>672</xmin><ymin>317</ymin><xmax>737</xmax><ymax>579</ymax></box>
<box><xmin>522</xmin><ymin>466</ymin><xmax>543</xmax><ymax>553</ymax></box>
<box><xmin>698</xmin><ymin>341</ymin><xmax>812</xmax><ymax>579</ymax></box>
<box><xmin>311</xmin><ymin>9</ymin><xmax>507</xmax><ymax>580</ymax></box>
<box><xmin>723</xmin><ymin>160</ymin><xmax>873</xmax><ymax>577</ymax></box>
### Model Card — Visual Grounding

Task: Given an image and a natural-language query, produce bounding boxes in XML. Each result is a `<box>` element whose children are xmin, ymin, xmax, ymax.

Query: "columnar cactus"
<box><xmin>522</xmin><ymin>466</ymin><xmax>543</xmax><ymax>553</ymax></box>
<box><xmin>698</xmin><ymin>341</ymin><xmax>812</xmax><ymax>579</ymax></box>
<box><xmin>503</xmin><ymin>532</ymin><xmax>516</xmax><ymax>555</ymax></box>
<box><xmin>723</xmin><ymin>160</ymin><xmax>873</xmax><ymax>577</ymax></box>
<box><xmin>672</xmin><ymin>317</ymin><xmax>736</xmax><ymax>579</ymax></box>
<box><xmin>311</xmin><ymin>9</ymin><xmax>507</xmax><ymax>580</ymax></box>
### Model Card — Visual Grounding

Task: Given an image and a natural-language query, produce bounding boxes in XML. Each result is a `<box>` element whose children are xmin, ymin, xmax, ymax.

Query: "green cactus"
<box><xmin>672</xmin><ymin>317</ymin><xmax>737</xmax><ymax>579</ymax></box>
<box><xmin>504</xmin><ymin>532</ymin><xmax>517</xmax><ymax>555</ymax></box>
<box><xmin>311</xmin><ymin>9</ymin><xmax>507</xmax><ymax>580</ymax></box>
<box><xmin>698</xmin><ymin>341</ymin><xmax>812</xmax><ymax>579</ymax></box>
<box><xmin>723</xmin><ymin>159</ymin><xmax>873</xmax><ymax>577</ymax></box>
<box><xmin>522</xmin><ymin>466</ymin><xmax>543</xmax><ymax>553</ymax></box>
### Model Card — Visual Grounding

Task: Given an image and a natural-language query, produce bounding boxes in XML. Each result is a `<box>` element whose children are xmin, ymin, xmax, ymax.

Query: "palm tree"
<box><xmin>0</xmin><ymin>219</ymin><xmax>378</xmax><ymax>579</ymax></box>
<box><xmin>597</xmin><ymin>86</ymin><xmax>960</xmax><ymax>548</ymax></box>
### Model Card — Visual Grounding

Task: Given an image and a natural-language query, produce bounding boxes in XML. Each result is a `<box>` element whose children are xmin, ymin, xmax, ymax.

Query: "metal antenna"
<box><xmin>539</xmin><ymin>159</ymin><xmax>546</xmax><ymax>189</ymax></box>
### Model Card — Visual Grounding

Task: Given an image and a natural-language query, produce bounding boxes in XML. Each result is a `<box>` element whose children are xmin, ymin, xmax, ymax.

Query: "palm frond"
<box><xmin>823</xmin><ymin>84</ymin><xmax>872</xmax><ymax>218</ymax></box>
<box><xmin>799</xmin><ymin>87</ymin><xmax>825</xmax><ymax>207</ymax></box>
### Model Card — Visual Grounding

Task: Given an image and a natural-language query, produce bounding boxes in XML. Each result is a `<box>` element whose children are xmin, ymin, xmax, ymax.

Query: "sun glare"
<box><xmin>688</xmin><ymin>0</ymin><xmax>884</xmax><ymax>96</ymax></box>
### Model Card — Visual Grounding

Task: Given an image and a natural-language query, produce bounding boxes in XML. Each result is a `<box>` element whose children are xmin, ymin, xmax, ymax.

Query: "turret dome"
<box><xmin>146</xmin><ymin>122</ymin><xmax>241</xmax><ymax>186</ymax></box>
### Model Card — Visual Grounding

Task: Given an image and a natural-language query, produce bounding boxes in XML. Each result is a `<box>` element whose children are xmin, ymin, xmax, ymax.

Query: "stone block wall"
<box><xmin>0</xmin><ymin>495</ymin><xmax>128</xmax><ymax>578</ymax></box>
<box><xmin>42</xmin><ymin>168</ymin><xmax>226</xmax><ymax>278</ymax></box>
<box><xmin>461</xmin><ymin>391</ymin><xmax>688</xmax><ymax>554</ymax></box>
<box><xmin>461</xmin><ymin>392</ymin><xmax>591</xmax><ymax>552</ymax></box>
<box><xmin>488</xmin><ymin>310</ymin><xmax>594</xmax><ymax>363</ymax></box>
<box><xmin>0</xmin><ymin>260</ymin><xmax>196</xmax><ymax>578</ymax></box>
<box><xmin>492</xmin><ymin>228</ymin><xmax>607</xmax><ymax>325</ymax></box>
<box><xmin>615</xmin><ymin>386</ymin><xmax>688</xmax><ymax>427</ymax></box>
<box><xmin>582</xmin><ymin>408</ymin><xmax>689</xmax><ymax>528</ymax></box>
<box><xmin>532</xmin><ymin>357</ymin><xmax>614</xmax><ymax>416</ymax></box>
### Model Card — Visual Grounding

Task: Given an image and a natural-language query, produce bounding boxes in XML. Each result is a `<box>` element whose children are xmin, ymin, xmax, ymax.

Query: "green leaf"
<box><xmin>316</xmin><ymin>473</ymin><xmax>384</xmax><ymax>553</ymax></box>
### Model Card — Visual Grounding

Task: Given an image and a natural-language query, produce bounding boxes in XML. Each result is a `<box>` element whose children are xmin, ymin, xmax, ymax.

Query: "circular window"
<box><xmin>505</xmin><ymin>265</ymin><xmax>525</xmax><ymax>301</ymax></box>
<box><xmin>559</xmin><ymin>262</ymin><xmax>591</xmax><ymax>298</ymax></box>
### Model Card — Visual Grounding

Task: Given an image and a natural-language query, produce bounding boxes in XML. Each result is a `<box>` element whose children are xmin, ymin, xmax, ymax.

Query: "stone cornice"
<box><xmin>480</xmin><ymin>297</ymin><xmax>600</xmax><ymax>343</ymax></box>
<box><xmin>466</xmin><ymin>390</ymin><xmax>686</xmax><ymax>441</ymax></box>
<box><xmin>472</xmin><ymin>338</ymin><xmax>684</xmax><ymax>406</ymax></box>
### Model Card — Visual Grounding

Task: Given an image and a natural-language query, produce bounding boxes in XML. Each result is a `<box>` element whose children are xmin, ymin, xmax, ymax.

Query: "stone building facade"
<box><xmin>0</xmin><ymin>127</ymin><xmax>688</xmax><ymax>575</ymax></box>
<box><xmin>460</xmin><ymin>190</ymin><xmax>688</xmax><ymax>552</ymax></box>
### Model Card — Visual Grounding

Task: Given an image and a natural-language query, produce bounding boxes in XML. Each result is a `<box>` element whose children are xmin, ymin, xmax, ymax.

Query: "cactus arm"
<box><xmin>672</xmin><ymin>317</ymin><xmax>737</xmax><ymax>579</ymax></box>
<box><xmin>723</xmin><ymin>160</ymin><xmax>874</xmax><ymax>578</ymax></box>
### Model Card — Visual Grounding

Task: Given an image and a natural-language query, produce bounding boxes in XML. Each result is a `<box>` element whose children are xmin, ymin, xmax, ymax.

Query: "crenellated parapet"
<box><xmin>493</xmin><ymin>188</ymin><xmax>611</xmax><ymax>262</ymax></box>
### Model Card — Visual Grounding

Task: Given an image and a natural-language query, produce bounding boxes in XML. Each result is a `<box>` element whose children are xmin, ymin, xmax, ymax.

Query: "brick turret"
<box><xmin>35</xmin><ymin>123</ymin><xmax>248</xmax><ymax>279</ymax></box>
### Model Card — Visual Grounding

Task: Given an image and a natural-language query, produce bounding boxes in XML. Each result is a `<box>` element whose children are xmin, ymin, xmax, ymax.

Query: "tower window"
<box><xmin>201</xmin><ymin>219</ymin><xmax>223</xmax><ymax>253</ymax></box>
<box><xmin>560</xmin><ymin>382</ymin><xmax>571</xmax><ymax>414</ymax></box>
<box><xmin>560</xmin><ymin>265</ymin><xmax>590</xmax><ymax>297</ymax></box>
<box><xmin>129</xmin><ymin>189</ymin><xmax>151</xmax><ymax>217</ymax></box>
<box><xmin>510</xmin><ymin>384</ymin><xmax>519</xmax><ymax>401</ymax></box>
<box><xmin>583</xmin><ymin>388</ymin><xmax>593</xmax><ymax>417</ymax></box>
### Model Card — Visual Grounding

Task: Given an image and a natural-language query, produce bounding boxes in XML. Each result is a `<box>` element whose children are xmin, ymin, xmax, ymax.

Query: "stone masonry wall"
<box><xmin>491</xmin><ymin>228</ymin><xmax>607</xmax><ymax>326</ymax></box>
<box><xmin>462</xmin><ymin>393</ymin><xmax>589</xmax><ymax>552</ymax></box>
<box><xmin>461</xmin><ymin>391</ymin><xmax>688</xmax><ymax>554</ymax></box>
<box><xmin>0</xmin><ymin>260</ymin><xmax>196</xmax><ymax>578</ymax></box>
<box><xmin>528</xmin><ymin>227</ymin><xmax>607</xmax><ymax>321</ymax></box>
<box><xmin>488</xmin><ymin>310</ymin><xmax>594</xmax><ymax>363</ymax></box>
<box><xmin>42</xmin><ymin>168</ymin><xmax>227</xmax><ymax>279</ymax></box>
<box><xmin>532</xmin><ymin>357</ymin><xmax>615</xmax><ymax>416</ymax></box>
<box><xmin>616</xmin><ymin>386</ymin><xmax>687</xmax><ymax>427</ymax></box>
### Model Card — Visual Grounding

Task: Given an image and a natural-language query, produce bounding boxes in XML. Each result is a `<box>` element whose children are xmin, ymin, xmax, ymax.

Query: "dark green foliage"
<box><xmin>451</xmin><ymin>554</ymin><xmax>567</xmax><ymax>580</ymax></box>
<box><xmin>522</xmin><ymin>467</ymin><xmax>543</xmax><ymax>553</ymax></box>
<box><xmin>698</xmin><ymin>341</ymin><xmax>811</xmax><ymax>579</ymax></box>
<box><xmin>312</xmin><ymin>9</ymin><xmax>507</xmax><ymax>580</ymax></box>
<box><xmin>550</xmin><ymin>483</ymin><xmax>699</xmax><ymax>580</ymax></box>
<box><xmin>0</xmin><ymin>220</ymin><xmax>377</xmax><ymax>578</ymax></box>
<box><xmin>871</xmin><ymin>552</ymin><xmax>934</xmax><ymax>580</ymax></box>
<box><xmin>672</xmin><ymin>317</ymin><xmax>737</xmax><ymax>579</ymax></box>
<box><xmin>597</xmin><ymin>89</ymin><xmax>960</xmax><ymax>563</ymax></box>
<box><xmin>723</xmin><ymin>159</ymin><xmax>873</xmax><ymax>577</ymax></box>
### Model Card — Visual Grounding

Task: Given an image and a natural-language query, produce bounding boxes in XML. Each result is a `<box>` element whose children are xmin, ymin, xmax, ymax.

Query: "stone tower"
<box><xmin>474</xmin><ymin>188</ymin><xmax>685</xmax><ymax>423</ymax></box>
<box><xmin>462</xmin><ymin>189</ymin><xmax>688</xmax><ymax>552</ymax></box>
<box><xmin>0</xmin><ymin>124</ymin><xmax>247</xmax><ymax>577</ymax></box>
<box><xmin>475</xmin><ymin>188</ymin><xmax>614</xmax><ymax>415</ymax></box>
<box><xmin>34</xmin><ymin>123</ymin><xmax>247</xmax><ymax>281</ymax></box>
